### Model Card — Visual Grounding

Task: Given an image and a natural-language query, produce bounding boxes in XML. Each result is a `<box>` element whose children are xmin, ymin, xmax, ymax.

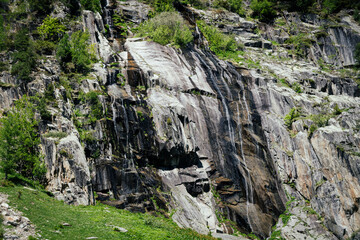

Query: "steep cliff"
<box><xmin>1</xmin><ymin>0</ymin><xmax>360</xmax><ymax>239</ymax></box>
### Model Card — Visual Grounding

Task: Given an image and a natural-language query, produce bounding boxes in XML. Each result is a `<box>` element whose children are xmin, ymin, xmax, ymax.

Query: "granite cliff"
<box><xmin>0</xmin><ymin>0</ymin><xmax>360</xmax><ymax>239</ymax></box>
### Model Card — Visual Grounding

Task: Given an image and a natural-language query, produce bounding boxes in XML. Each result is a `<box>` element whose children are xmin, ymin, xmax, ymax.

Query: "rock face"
<box><xmin>44</xmin><ymin>135</ymin><xmax>94</xmax><ymax>205</ymax></box>
<box><xmin>1</xmin><ymin>1</ymin><xmax>360</xmax><ymax>239</ymax></box>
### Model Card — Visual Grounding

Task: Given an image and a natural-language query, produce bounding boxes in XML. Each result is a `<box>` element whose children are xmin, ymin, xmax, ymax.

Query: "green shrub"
<box><xmin>197</xmin><ymin>20</ymin><xmax>243</xmax><ymax>61</ymax></box>
<box><xmin>113</xmin><ymin>14</ymin><xmax>128</xmax><ymax>37</ymax></box>
<box><xmin>308</xmin><ymin>124</ymin><xmax>317</xmax><ymax>138</ymax></box>
<box><xmin>138</xmin><ymin>12</ymin><xmax>193</xmax><ymax>48</ymax></box>
<box><xmin>333</xmin><ymin>104</ymin><xmax>343</xmax><ymax>115</ymax></box>
<box><xmin>70</xmin><ymin>31</ymin><xmax>92</xmax><ymax>72</ymax></box>
<box><xmin>153</xmin><ymin>0</ymin><xmax>174</xmax><ymax>12</ymax></box>
<box><xmin>180</xmin><ymin>0</ymin><xmax>206</xmax><ymax>9</ymax></box>
<box><xmin>81</xmin><ymin>91</ymin><xmax>104</xmax><ymax>123</ymax></box>
<box><xmin>285</xmin><ymin>33</ymin><xmax>314</xmax><ymax>58</ymax></box>
<box><xmin>0</xmin><ymin>15</ymin><xmax>7</xmax><ymax>51</ymax></box>
<box><xmin>34</xmin><ymin>40</ymin><xmax>56</xmax><ymax>55</ymax></box>
<box><xmin>291</xmin><ymin>82</ymin><xmax>302</xmax><ymax>93</ymax></box>
<box><xmin>310</xmin><ymin>113</ymin><xmax>331</xmax><ymax>127</ymax></box>
<box><xmin>80</xmin><ymin>0</ymin><xmax>101</xmax><ymax>12</ymax></box>
<box><xmin>56</xmin><ymin>31</ymin><xmax>92</xmax><ymax>73</ymax></box>
<box><xmin>37</xmin><ymin>15</ymin><xmax>66</xmax><ymax>42</ymax></box>
<box><xmin>250</xmin><ymin>0</ymin><xmax>277</xmax><ymax>22</ymax></box>
<box><xmin>213</xmin><ymin>0</ymin><xmax>245</xmax><ymax>16</ymax></box>
<box><xmin>11</xmin><ymin>29</ymin><xmax>37</xmax><ymax>82</ymax></box>
<box><xmin>0</xmin><ymin>97</ymin><xmax>46</xmax><ymax>182</ymax></box>
<box><xmin>284</xmin><ymin>107</ymin><xmax>301</xmax><ymax>129</ymax></box>
<box><xmin>56</xmin><ymin>34</ymin><xmax>72</xmax><ymax>69</ymax></box>
<box><xmin>322</xmin><ymin>0</ymin><xmax>341</xmax><ymax>14</ymax></box>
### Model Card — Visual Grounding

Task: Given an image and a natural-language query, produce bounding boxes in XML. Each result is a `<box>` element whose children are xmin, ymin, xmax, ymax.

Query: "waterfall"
<box><xmin>236</xmin><ymin>102</ymin><xmax>254</xmax><ymax>232</ymax></box>
<box><xmin>111</xmin><ymin>95</ymin><xmax>119</xmax><ymax>141</ymax></box>
<box><xmin>120</xmin><ymin>99</ymin><xmax>129</xmax><ymax>159</ymax></box>
<box><xmin>194</xmin><ymin>51</ymin><xmax>236</xmax><ymax>149</ymax></box>
<box><xmin>104</xmin><ymin>0</ymin><xmax>115</xmax><ymax>39</ymax></box>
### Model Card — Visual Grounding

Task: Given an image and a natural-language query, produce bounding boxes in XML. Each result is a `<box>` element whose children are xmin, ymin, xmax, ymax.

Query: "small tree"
<box><xmin>0</xmin><ymin>97</ymin><xmax>46</xmax><ymax>181</ymax></box>
<box><xmin>56</xmin><ymin>31</ymin><xmax>91</xmax><ymax>73</ymax></box>
<box><xmin>250</xmin><ymin>0</ymin><xmax>277</xmax><ymax>22</ymax></box>
<box><xmin>137</xmin><ymin>12</ymin><xmax>193</xmax><ymax>48</ymax></box>
<box><xmin>11</xmin><ymin>29</ymin><xmax>36</xmax><ymax>83</ymax></box>
<box><xmin>37</xmin><ymin>15</ymin><xmax>66</xmax><ymax>42</ymax></box>
<box><xmin>80</xmin><ymin>0</ymin><xmax>101</xmax><ymax>12</ymax></box>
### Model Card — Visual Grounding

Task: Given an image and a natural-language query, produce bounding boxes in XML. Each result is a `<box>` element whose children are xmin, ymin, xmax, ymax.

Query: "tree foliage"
<box><xmin>80</xmin><ymin>0</ymin><xmax>101</xmax><ymax>12</ymax></box>
<box><xmin>197</xmin><ymin>20</ymin><xmax>243</xmax><ymax>60</ymax></box>
<box><xmin>56</xmin><ymin>31</ymin><xmax>92</xmax><ymax>73</ymax></box>
<box><xmin>11</xmin><ymin>29</ymin><xmax>36</xmax><ymax>82</ymax></box>
<box><xmin>137</xmin><ymin>12</ymin><xmax>193</xmax><ymax>47</ymax></box>
<box><xmin>250</xmin><ymin>0</ymin><xmax>277</xmax><ymax>22</ymax></box>
<box><xmin>213</xmin><ymin>0</ymin><xmax>245</xmax><ymax>16</ymax></box>
<box><xmin>0</xmin><ymin>15</ymin><xmax>6</xmax><ymax>51</ymax></box>
<box><xmin>0</xmin><ymin>97</ymin><xmax>46</xmax><ymax>181</ymax></box>
<box><xmin>37</xmin><ymin>15</ymin><xmax>66</xmax><ymax>42</ymax></box>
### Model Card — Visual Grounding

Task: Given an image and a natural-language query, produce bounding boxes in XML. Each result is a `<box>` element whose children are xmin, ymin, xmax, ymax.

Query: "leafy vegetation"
<box><xmin>0</xmin><ymin>97</ymin><xmax>46</xmax><ymax>182</ymax></box>
<box><xmin>250</xmin><ymin>0</ymin><xmax>277</xmax><ymax>22</ymax></box>
<box><xmin>285</xmin><ymin>33</ymin><xmax>314</xmax><ymax>58</ymax></box>
<box><xmin>11</xmin><ymin>29</ymin><xmax>37</xmax><ymax>82</ymax></box>
<box><xmin>197</xmin><ymin>20</ymin><xmax>243</xmax><ymax>61</ymax></box>
<box><xmin>37</xmin><ymin>15</ymin><xmax>66</xmax><ymax>42</ymax></box>
<box><xmin>137</xmin><ymin>12</ymin><xmax>193</xmax><ymax>48</ymax></box>
<box><xmin>56</xmin><ymin>31</ymin><xmax>92</xmax><ymax>73</ymax></box>
<box><xmin>0</xmin><ymin>183</ymin><xmax>216</xmax><ymax>240</ymax></box>
<box><xmin>80</xmin><ymin>91</ymin><xmax>104</xmax><ymax>123</ymax></box>
<box><xmin>80</xmin><ymin>0</ymin><xmax>101</xmax><ymax>12</ymax></box>
<box><xmin>0</xmin><ymin>15</ymin><xmax>7</xmax><ymax>51</ymax></box>
<box><xmin>213</xmin><ymin>0</ymin><xmax>245</xmax><ymax>16</ymax></box>
<box><xmin>113</xmin><ymin>13</ymin><xmax>129</xmax><ymax>37</ymax></box>
<box><xmin>284</xmin><ymin>108</ymin><xmax>301</xmax><ymax>129</ymax></box>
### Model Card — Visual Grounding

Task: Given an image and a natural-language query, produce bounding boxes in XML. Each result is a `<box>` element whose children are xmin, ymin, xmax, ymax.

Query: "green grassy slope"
<box><xmin>0</xmin><ymin>184</ymin><xmax>217</xmax><ymax>240</ymax></box>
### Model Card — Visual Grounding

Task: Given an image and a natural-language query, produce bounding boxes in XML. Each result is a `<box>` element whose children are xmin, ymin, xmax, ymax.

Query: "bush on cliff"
<box><xmin>137</xmin><ymin>12</ymin><xmax>193</xmax><ymax>47</ymax></box>
<box><xmin>197</xmin><ymin>20</ymin><xmax>243</xmax><ymax>61</ymax></box>
<box><xmin>11</xmin><ymin>29</ymin><xmax>37</xmax><ymax>83</ymax></box>
<box><xmin>0</xmin><ymin>97</ymin><xmax>46</xmax><ymax>182</ymax></box>
<box><xmin>56</xmin><ymin>31</ymin><xmax>92</xmax><ymax>73</ymax></box>
<box><xmin>250</xmin><ymin>0</ymin><xmax>277</xmax><ymax>22</ymax></box>
<box><xmin>80</xmin><ymin>0</ymin><xmax>101</xmax><ymax>12</ymax></box>
<box><xmin>37</xmin><ymin>15</ymin><xmax>66</xmax><ymax>42</ymax></box>
<box><xmin>213</xmin><ymin>0</ymin><xmax>245</xmax><ymax>16</ymax></box>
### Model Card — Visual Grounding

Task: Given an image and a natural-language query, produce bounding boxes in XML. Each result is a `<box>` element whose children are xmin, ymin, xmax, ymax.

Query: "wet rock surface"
<box><xmin>1</xmin><ymin>1</ymin><xmax>360</xmax><ymax>239</ymax></box>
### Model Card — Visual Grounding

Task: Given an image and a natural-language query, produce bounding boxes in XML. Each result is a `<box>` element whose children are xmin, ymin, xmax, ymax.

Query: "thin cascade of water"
<box><xmin>120</xmin><ymin>99</ymin><xmax>129</xmax><ymax>158</ymax></box>
<box><xmin>194</xmin><ymin>51</ymin><xmax>235</xmax><ymax>149</ymax></box>
<box><xmin>111</xmin><ymin>95</ymin><xmax>119</xmax><ymax>140</ymax></box>
<box><xmin>236</xmin><ymin>102</ymin><xmax>254</xmax><ymax>233</ymax></box>
<box><xmin>105</xmin><ymin>0</ymin><xmax>115</xmax><ymax>39</ymax></box>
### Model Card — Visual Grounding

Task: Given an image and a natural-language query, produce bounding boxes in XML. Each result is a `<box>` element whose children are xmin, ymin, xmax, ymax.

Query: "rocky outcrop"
<box><xmin>43</xmin><ymin>135</ymin><xmax>94</xmax><ymax>205</ymax></box>
<box><xmin>1</xmin><ymin>0</ymin><xmax>360</xmax><ymax>239</ymax></box>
